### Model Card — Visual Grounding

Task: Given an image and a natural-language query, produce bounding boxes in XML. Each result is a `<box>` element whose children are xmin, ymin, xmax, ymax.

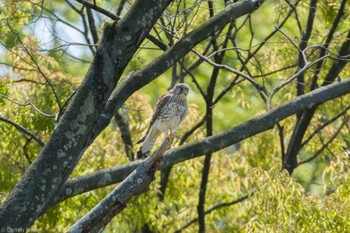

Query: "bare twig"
<box><xmin>0</xmin><ymin>94</ymin><xmax>55</xmax><ymax>118</ymax></box>
<box><xmin>174</xmin><ymin>195</ymin><xmax>249</xmax><ymax>233</ymax></box>
<box><xmin>75</xmin><ymin>0</ymin><xmax>121</xmax><ymax>20</ymax></box>
<box><xmin>266</xmin><ymin>54</ymin><xmax>331</xmax><ymax>109</ymax></box>
<box><xmin>8</xmin><ymin>27</ymin><xmax>63</xmax><ymax>111</ymax></box>
<box><xmin>191</xmin><ymin>49</ymin><xmax>269</xmax><ymax>100</ymax></box>
<box><xmin>298</xmin><ymin>117</ymin><xmax>348</xmax><ymax>166</ymax></box>
<box><xmin>301</xmin><ymin>103</ymin><xmax>350</xmax><ymax>148</ymax></box>
<box><xmin>0</xmin><ymin>116</ymin><xmax>45</xmax><ymax>147</ymax></box>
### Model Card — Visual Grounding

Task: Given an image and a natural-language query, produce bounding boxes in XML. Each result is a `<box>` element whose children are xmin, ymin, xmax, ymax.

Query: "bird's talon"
<box><xmin>137</xmin><ymin>150</ymin><xmax>149</xmax><ymax>160</ymax></box>
<box><xmin>168</xmin><ymin>133</ymin><xmax>174</xmax><ymax>141</ymax></box>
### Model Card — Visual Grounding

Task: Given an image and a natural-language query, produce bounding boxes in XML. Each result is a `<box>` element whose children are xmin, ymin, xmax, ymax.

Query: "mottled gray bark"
<box><xmin>30</xmin><ymin>0</ymin><xmax>267</xmax><ymax>220</ymax></box>
<box><xmin>0</xmin><ymin>0</ymin><xmax>271</xmax><ymax>229</ymax></box>
<box><xmin>36</xmin><ymin>0</ymin><xmax>265</xmax><ymax>214</ymax></box>
<box><xmin>0</xmin><ymin>0</ymin><xmax>172</xmax><ymax>229</ymax></box>
<box><xmin>67</xmin><ymin>138</ymin><xmax>171</xmax><ymax>233</ymax></box>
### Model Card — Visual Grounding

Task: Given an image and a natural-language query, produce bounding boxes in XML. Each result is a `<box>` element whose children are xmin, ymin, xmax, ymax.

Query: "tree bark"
<box><xmin>67</xmin><ymin>138</ymin><xmax>171</xmax><ymax>233</ymax></box>
<box><xmin>0</xmin><ymin>0</ymin><xmax>173</xmax><ymax>228</ymax></box>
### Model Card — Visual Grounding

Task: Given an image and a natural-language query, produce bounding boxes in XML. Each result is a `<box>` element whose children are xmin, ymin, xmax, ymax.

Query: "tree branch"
<box><xmin>310</xmin><ymin>0</ymin><xmax>347</xmax><ymax>90</ymax></box>
<box><xmin>295</xmin><ymin>0</ymin><xmax>317</xmax><ymax>97</ymax></box>
<box><xmin>93</xmin><ymin>0</ymin><xmax>266</xmax><ymax>136</ymax></box>
<box><xmin>67</xmin><ymin>137</ymin><xmax>172</xmax><ymax>233</ymax></box>
<box><xmin>75</xmin><ymin>0</ymin><xmax>121</xmax><ymax>20</ymax></box>
<box><xmin>114</xmin><ymin>110</ymin><xmax>134</xmax><ymax>161</ymax></box>
<box><xmin>283</xmin><ymin>29</ymin><xmax>350</xmax><ymax>174</ymax></box>
<box><xmin>48</xmin><ymin>79</ymin><xmax>350</xmax><ymax>208</ymax></box>
<box><xmin>298</xmin><ymin>117</ymin><xmax>348</xmax><ymax>166</ymax></box>
<box><xmin>0</xmin><ymin>116</ymin><xmax>45</xmax><ymax>147</ymax></box>
<box><xmin>301</xmin><ymin>103</ymin><xmax>350</xmax><ymax>148</ymax></box>
<box><xmin>86</xmin><ymin>7</ymin><xmax>99</xmax><ymax>45</ymax></box>
<box><xmin>0</xmin><ymin>0</ymin><xmax>173</xmax><ymax>228</ymax></box>
<box><xmin>0</xmin><ymin>94</ymin><xmax>55</xmax><ymax>118</ymax></box>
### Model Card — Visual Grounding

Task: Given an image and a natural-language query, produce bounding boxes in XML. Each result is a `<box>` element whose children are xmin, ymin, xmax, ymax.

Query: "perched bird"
<box><xmin>136</xmin><ymin>83</ymin><xmax>190</xmax><ymax>159</ymax></box>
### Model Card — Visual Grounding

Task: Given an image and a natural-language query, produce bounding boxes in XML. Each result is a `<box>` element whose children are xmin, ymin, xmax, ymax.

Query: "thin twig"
<box><xmin>298</xmin><ymin>117</ymin><xmax>348</xmax><ymax>166</ymax></box>
<box><xmin>75</xmin><ymin>0</ymin><xmax>121</xmax><ymax>20</ymax></box>
<box><xmin>191</xmin><ymin>49</ymin><xmax>269</xmax><ymax>100</ymax></box>
<box><xmin>0</xmin><ymin>94</ymin><xmax>55</xmax><ymax>118</ymax></box>
<box><xmin>0</xmin><ymin>116</ymin><xmax>45</xmax><ymax>147</ymax></box>
<box><xmin>301</xmin><ymin>103</ymin><xmax>350</xmax><ymax>148</ymax></box>
<box><xmin>266</xmin><ymin>54</ymin><xmax>331</xmax><ymax>109</ymax></box>
<box><xmin>174</xmin><ymin>195</ymin><xmax>249</xmax><ymax>233</ymax></box>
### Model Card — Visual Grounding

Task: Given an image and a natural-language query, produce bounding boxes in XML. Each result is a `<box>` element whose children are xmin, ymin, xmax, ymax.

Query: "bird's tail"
<box><xmin>136</xmin><ymin>134</ymin><xmax>147</xmax><ymax>144</ymax></box>
<box><xmin>136</xmin><ymin>128</ymin><xmax>160</xmax><ymax>159</ymax></box>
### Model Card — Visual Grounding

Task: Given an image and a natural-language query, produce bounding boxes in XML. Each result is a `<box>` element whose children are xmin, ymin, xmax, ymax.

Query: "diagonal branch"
<box><xmin>191</xmin><ymin>48</ymin><xmax>269</xmax><ymax>100</ymax></box>
<box><xmin>266</xmin><ymin>53</ymin><xmax>330</xmax><ymax>109</ymax></box>
<box><xmin>301</xmin><ymin>103</ymin><xmax>350</xmax><ymax>148</ymax></box>
<box><xmin>0</xmin><ymin>94</ymin><xmax>55</xmax><ymax>118</ymax></box>
<box><xmin>0</xmin><ymin>0</ymin><xmax>174</xmax><ymax>229</ymax></box>
<box><xmin>75</xmin><ymin>0</ymin><xmax>121</xmax><ymax>20</ymax></box>
<box><xmin>48</xmin><ymin>79</ymin><xmax>350</xmax><ymax>208</ymax></box>
<box><xmin>298</xmin><ymin>117</ymin><xmax>348</xmax><ymax>166</ymax></box>
<box><xmin>67</xmin><ymin>137</ymin><xmax>172</xmax><ymax>233</ymax></box>
<box><xmin>0</xmin><ymin>116</ymin><xmax>45</xmax><ymax>147</ymax></box>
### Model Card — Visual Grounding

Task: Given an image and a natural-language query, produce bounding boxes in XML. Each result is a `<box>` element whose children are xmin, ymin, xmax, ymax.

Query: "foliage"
<box><xmin>1</xmin><ymin>0</ymin><xmax>350</xmax><ymax>232</ymax></box>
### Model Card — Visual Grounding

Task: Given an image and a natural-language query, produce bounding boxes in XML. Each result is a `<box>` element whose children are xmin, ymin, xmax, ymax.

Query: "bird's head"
<box><xmin>172</xmin><ymin>83</ymin><xmax>190</xmax><ymax>96</ymax></box>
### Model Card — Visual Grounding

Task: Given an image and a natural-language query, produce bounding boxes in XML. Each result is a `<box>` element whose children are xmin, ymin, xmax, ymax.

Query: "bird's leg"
<box><xmin>167</xmin><ymin>129</ymin><xmax>174</xmax><ymax>141</ymax></box>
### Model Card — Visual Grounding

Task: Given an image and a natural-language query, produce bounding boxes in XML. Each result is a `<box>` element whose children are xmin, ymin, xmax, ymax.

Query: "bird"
<box><xmin>136</xmin><ymin>83</ymin><xmax>190</xmax><ymax>159</ymax></box>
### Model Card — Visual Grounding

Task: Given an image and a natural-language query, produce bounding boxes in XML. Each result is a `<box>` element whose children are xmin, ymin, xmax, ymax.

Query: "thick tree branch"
<box><xmin>67</xmin><ymin>137</ymin><xmax>172</xmax><ymax>233</ymax></box>
<box><xmin>0</xmin><ymin>0</ymin><xmax>173</xmax><ymax>228</ymax></box>
<box><xmin>49</xmin><ymin>79</ymin><xmax>350</xmax><ymax>207</ymax></box>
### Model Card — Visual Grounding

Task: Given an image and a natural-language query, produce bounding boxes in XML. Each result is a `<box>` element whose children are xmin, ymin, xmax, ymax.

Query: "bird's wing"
<box><xmin>149</xmin><ymin>93</ymin><xmax>172</xmax><ymax>126</ymax></box>
<box><xmin>180</xmin><ymin>107</ymin><xmax>188</xmax><ymax>123</ymax></box>
<box><xmin>137</xmin><ymin>93</ymin><xmax>172</xmax><ymax>144</ymax></box>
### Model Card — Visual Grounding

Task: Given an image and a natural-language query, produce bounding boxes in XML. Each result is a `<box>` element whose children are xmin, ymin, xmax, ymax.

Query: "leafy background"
<box><xmin>0</xmin><ymin>0</ymin><xmax>349</xmax><ymax>232</ymax></box>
